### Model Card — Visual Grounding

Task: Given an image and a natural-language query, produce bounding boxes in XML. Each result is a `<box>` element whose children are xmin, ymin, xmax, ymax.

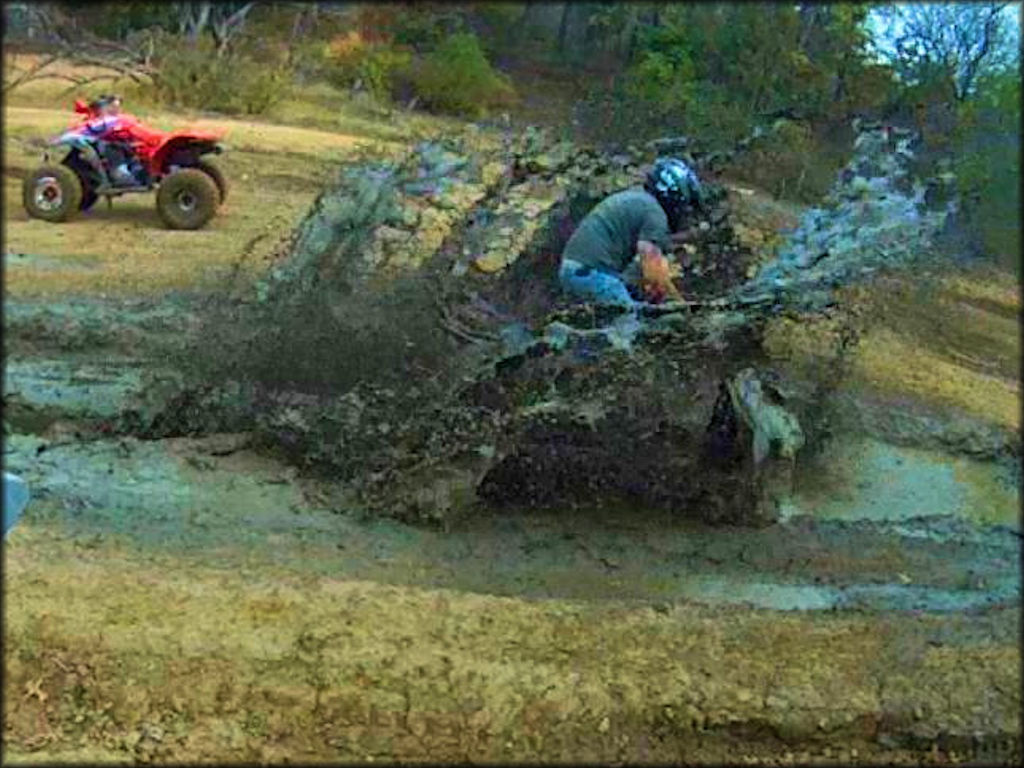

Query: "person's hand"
<box><xmin>640</xmin><ymin>252</ymin><xmax>682</xmax><ymax>303</ymax></box>
<box><xmin>641</xmin><ymin>251</ymin><xmax>671</xmax><ymax>284</ymax></box>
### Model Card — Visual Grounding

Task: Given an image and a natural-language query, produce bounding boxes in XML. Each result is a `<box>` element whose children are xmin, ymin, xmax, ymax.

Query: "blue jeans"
<box><xmin>559</xmin><ymin>259</ymin><xmax>636</xmax><ymax>307</ymax></box>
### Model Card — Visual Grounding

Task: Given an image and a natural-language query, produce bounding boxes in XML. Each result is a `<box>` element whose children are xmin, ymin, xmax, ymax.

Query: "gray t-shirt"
<box><xmin>561</xmin><ymin>188</ymin><xmax>672</xmax><ymax>274</ymax></box>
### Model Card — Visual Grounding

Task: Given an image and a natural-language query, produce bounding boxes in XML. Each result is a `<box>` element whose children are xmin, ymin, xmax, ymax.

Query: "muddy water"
<box><xmin>4</xmin><ymin>358</ymin><xmax>143</xmax><ymax>421</ymax></box>
<box><xmin>790</xmin><ymin>438</ymin><xmax>1020</xmax><ymax>528</ymax></box>
<box><xmin>4</xmin><ymin>423</ymin><xmax>1018</xmax><ymax>615</ymax></box>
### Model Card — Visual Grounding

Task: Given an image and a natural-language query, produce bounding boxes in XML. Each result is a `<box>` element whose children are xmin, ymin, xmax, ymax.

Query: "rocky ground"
<box><xmin>3</xmin><ymin>111</ymin><xmax>1020</xmax><ymax>763</ymax></box>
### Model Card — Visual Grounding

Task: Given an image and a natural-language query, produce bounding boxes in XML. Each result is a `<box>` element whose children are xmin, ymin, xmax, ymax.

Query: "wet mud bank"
<box><xmin>3</xmin><ymin>455</ymin><xmax>1021</xmax><ymax>764</ymax></box>
<box><xmin>3</xmin><ymin>388</ymin><xmax>1020</xmax><ymax>763</ymax></box>
<box><xmin>3</xmin><ymin>430</ymin><xmax>1018</xmax><ymax>613</ymax></box>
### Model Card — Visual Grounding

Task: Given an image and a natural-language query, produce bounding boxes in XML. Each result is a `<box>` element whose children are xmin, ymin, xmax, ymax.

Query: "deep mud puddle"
<box><xmin>3</xmin><ymin>296</ymin><xmax>1019</xmax><ymax>616</ymax></box>
<box><xmin>4</xmin><ymin>426</ymin><xmax>1018</xmax><ymax>615</ymax></box>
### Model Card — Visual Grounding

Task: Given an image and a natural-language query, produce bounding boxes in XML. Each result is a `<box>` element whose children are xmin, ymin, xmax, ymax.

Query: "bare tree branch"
<box><xmin>180</xmin><ymin>2</ymin><xmax>212</xmax><ymax>42</ymax></box>
<box><xmin>2</xmin><ymin>52</ymin><xmax>61</xmax><ymax>95</ymax></box>
<box><xmin>4</xmin><ymin>4</ymin><xmax>162</xmax><ymax>95</ymax></box>
<box><xmin>871</xmin><ymin>3</ymin><xmax>1013</xmax><ymax>101</ymax></box>
<box><xmin>208</xmin><ymin>2</ymin><xmax>255</xmax><ymax>57</ymax></box>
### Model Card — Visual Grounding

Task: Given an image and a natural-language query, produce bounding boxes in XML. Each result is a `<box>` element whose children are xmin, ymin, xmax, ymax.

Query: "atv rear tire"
<box><xmin>23</xmin><ymin>165</ymin><xmax>83</xmax><ymax>222</ymax></box>
<box><xmin>156</xmin><ymin>168</ymin><xmax>219</xmax><ymax>230</ymax></box>
<box><xmin>195</xmin><ymin>160</ymin><xmax>228</xmax><ymax>206</ymax></box>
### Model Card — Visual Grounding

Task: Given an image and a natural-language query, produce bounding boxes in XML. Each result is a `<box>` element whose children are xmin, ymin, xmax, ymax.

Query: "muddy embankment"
<box><xmin>2</xmin><ymin>121</ymin><xmax>1020</xmax><ymax>763</ymax></box>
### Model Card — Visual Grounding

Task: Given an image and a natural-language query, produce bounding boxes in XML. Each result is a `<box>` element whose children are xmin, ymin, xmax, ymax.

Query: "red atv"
<box><xmin>22</xmin><ymin>100</ymin><xmax>228</xmax><ymax>230</ymax></box>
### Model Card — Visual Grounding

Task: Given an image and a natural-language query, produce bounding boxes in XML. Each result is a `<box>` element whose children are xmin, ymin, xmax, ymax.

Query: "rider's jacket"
<box><xmin>85</xmin><ymin>114</ymin><xmax>129</xmax><ymax>137</ymax></box>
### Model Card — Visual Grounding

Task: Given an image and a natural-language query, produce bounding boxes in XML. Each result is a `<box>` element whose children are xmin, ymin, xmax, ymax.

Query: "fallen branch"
<box><xmin>639</xmin><ymin>293</ymin><xmax>778</xmax><ymax>316</ymax></box>
<box><xmin>433</xmin><ymin>293</ymin><xmax>499</xmax><ymax>345</ymax></box>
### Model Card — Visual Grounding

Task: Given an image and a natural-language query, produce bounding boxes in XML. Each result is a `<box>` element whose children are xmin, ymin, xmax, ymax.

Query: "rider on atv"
<box><xmin>25</xmin><ymin>96</ymin><xmax>227</xmax><ymax>228</ymax></box>
<box><xmin>80</xmin><ymin>94</ymin><xmax>144</xmax><ymax>187</ymax></box>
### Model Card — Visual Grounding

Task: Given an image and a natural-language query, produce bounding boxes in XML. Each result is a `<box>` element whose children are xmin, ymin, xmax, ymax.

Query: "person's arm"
<box><xmin>636</xmin><ymin>239</ymin><xmax>662</xmax><ymax>260</ymax></box>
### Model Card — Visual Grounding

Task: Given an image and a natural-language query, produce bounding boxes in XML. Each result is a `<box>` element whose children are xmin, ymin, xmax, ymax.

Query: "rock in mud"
<box><xmin>727</xmin><ymin>368</ymin><xmax>805</xmax><ymax>465</ymax></box>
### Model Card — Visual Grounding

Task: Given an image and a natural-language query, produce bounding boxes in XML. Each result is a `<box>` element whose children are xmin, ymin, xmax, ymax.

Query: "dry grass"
<box><xmin>765</xmin><ymin>269</ymin><xmax>1021</xmax><ymax>432</ymax></box>
<box><xmin>3</xmin><ymin>523</ymin><xmax>1018</xmax><ymax>763</ymax></box>
<box><xmin>2</xmin><ymin>105</ymin><xmax>402</xmax><ymax>298</ymax></box>
<box><xmin>3</xmin><ymin>54</ymin><xmax>454</xmax><ymax>142</ymax></box>
<box><xmin>2</xmin><ymin>54</ymin><xmax>446</xmax><ymax>299</ymax></box>
<box><xmin>852</xmin><ymin>326</ymin><xmax>1019</xmax><ymax>430</ymax></box>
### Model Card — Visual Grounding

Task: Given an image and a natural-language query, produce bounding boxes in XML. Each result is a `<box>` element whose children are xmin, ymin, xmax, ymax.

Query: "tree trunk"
<box><xmin>518</xmin><ymin>3</ymin><xmax>537</xmax><ymax>45</ymax></box>
<box><xmin>210</xmin><ymin>2</ymin><xmax>254</xmax><ymax>59</ymax></box>
<box><xmin>618</xmin><ymin>9</ymin><xmax>635</xmax><ymax>64</ymax></box>
<box><xmin>181</xmin><ymin>2</ymin><xmax>212</xmax><ymax>46</ymax></box>
<box><xmin>556</xmin><ymin>2</ymin><xmax>570</xmax><ymax>55</ymax></box>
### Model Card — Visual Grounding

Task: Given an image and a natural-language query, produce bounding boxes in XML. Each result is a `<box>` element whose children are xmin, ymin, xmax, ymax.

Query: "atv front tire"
<box><xmin>156</xmin><ymin>168</ymin><xmax>219</xmax><ymax>230</ymax></box>
<box><xmin>63</xmin><ymin>156</ymin><xmax>99</xmax><ymax>211</ymax></box>
<box><xmin>195</xmin><ymin>160</ymin><xmax>228</xmax><ymax>206</ymax></box>
<box><xmin>22</xmin><ymin>165</ymin><xmax>83</xmax><ymax>222</ymax></box>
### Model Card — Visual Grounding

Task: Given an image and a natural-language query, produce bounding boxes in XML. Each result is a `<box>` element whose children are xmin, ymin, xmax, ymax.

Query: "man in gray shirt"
<box><xmin>559</xmin><ymin>157</ymin><xmax>705</xmax><ymax>307</ymax></box>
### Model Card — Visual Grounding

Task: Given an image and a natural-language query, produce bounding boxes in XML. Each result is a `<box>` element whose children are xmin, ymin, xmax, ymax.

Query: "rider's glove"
<box><xmin>640</xmin><ymin>253</ymin><xmax>682</xmax><ymax>303</ymax></box>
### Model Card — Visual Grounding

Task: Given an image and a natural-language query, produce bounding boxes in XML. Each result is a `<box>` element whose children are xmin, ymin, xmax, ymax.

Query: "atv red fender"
<box><xmin>151</xmin><ymin>128</ymin><xmax>227</xmax><ymax>173</ymax></box>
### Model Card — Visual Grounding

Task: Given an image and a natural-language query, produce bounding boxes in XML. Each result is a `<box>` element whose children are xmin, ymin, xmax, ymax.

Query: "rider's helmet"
<box><xmin>644</xmin><ymin>157</ymin><xmax>704</xmax><ymax>228</ymax></box>
<box><xmin>89</xmin><ymin>94</ymin><xmax>122</xmax><ymax>116</ymax></box>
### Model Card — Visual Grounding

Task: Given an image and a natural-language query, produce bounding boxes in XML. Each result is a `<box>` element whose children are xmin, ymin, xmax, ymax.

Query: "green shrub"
<box><xmin>624</xmin><ymin>25</ymin><xmax>698</xmax><ymax>120</ymax></box>
<box><xmin>325</xmin><ymin>31</ymin><xmax>412</xmax><ymax>103</ymax></box>
<box><xmin>574</xmin><ymin>77</ymin><xmax>747</xmax><ymax>149</ymax></box>
<box><xmin>358</xmin><ymin>46</ymin><xmax>412</xmax><ymax>103</ymax></box>
<box><xmin>390</xmin><ymin>8</ymin><xmax>466</xmax><ymax>51</ymax></box>
<box><xmin>728</xmin><ymin>118</ymin><xmax>845</xmax><ymax>203</ymax></box>
<box><xmin>410</xmin><ymin>32</ymin><xmax>516</xmax><ymax>117</ymax></box>
<box><xmin>149</xmin><ymin>34</ymin><xmax>293</xmax><ymax>115</ymax></box>
<box><xmin>953</xmin><ymin>71</ymin><xmax>1021</xmax><ymax>272</ymax></box>
<box><xmin>289</xmin><ymin>40</ymin><xmax>332</xmax><ymax>82</ymax></box>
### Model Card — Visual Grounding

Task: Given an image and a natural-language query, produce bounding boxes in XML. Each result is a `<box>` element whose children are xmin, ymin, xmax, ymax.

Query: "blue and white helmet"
<box><xmin>644</xmin><ymin>157</ymin><xmax>704</xmax><ymax>212</ymax></box>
